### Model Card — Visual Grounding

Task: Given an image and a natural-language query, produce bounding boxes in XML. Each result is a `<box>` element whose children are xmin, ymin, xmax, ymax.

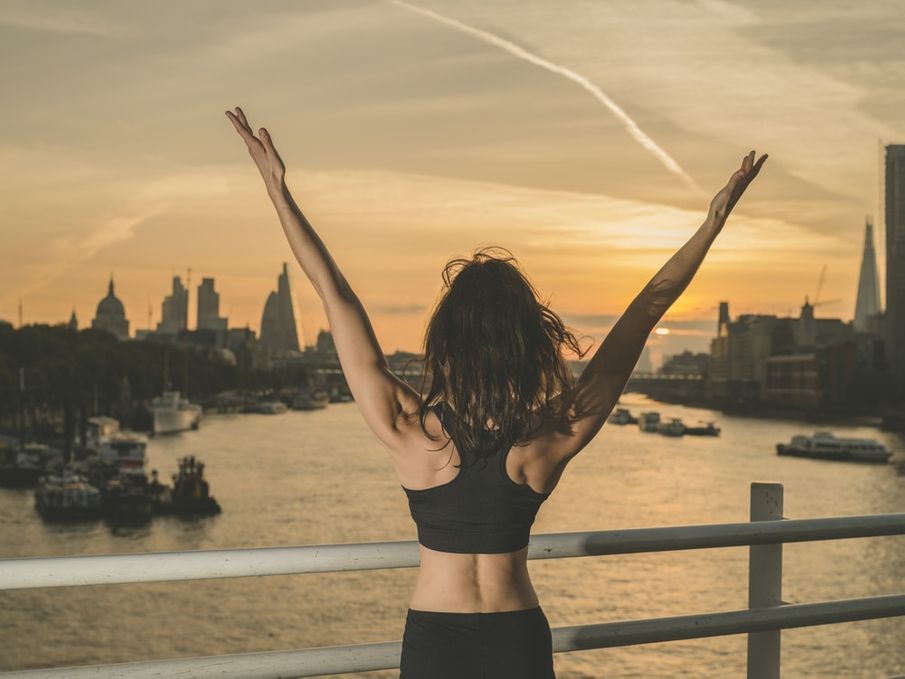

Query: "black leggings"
<box><xmin>399</xmin><ymin>605</ymin><xmax>556</xmax><ymax>678</ymax></box>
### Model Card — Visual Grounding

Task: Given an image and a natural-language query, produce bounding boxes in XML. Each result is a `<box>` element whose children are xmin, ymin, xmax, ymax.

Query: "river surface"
<box><xmin>1</xmin><ymin>394</ymin><xmax>904</xmax><ymax>678</ymax></box>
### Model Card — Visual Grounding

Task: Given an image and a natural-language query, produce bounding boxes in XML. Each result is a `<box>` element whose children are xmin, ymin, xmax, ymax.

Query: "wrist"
<box><xmin>266</xmin><ymin>177</ymin><xmax>288</xmax><ymax>201</ymax></box>
<box><xmin>702</xmin><ymin>212</ymin><xmax>725</xmax><ymax>236</ymax></box>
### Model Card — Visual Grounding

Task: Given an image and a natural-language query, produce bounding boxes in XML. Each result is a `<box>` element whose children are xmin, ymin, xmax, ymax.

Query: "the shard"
<box><xmin>853</xmin><ymin>218</ymin><xmax>881</xmax><ymax>332</ymax></box>
<box><xmin>260</xmin><ymin>262</ymin><xmax>305</xmax><ymax>353</ymax></box>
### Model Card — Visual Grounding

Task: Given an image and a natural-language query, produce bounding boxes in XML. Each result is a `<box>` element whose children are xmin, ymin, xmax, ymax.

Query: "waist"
<box><xmin>408</xmin><ymin>544</ymin><xmax>540</xmax><ymax>613</ymax></box>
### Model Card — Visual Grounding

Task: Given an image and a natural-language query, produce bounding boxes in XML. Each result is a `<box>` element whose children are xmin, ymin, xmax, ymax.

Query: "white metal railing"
<box><xmin>1</xmin><ymin>482</ymin><xmax>904</xmax><ymax>678</ymax></box>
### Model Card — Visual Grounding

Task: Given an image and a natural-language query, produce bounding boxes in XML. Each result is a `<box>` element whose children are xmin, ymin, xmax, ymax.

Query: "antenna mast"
<box><xmin>186</xmin><ymin>266</ymin><xmax>192</xmax><ymax>331</ymax></box>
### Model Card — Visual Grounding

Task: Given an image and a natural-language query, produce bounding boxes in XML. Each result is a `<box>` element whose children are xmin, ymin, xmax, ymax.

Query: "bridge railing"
<box><xmin>1</xmin><ymin>482</ymin><xmax>904</xmax><ymax>679</ymax></box>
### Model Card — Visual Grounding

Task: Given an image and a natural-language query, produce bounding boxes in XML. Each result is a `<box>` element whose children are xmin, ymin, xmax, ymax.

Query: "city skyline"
<box><xmin>2</xmin><ymin>1</ymin><xmax>904</xmax><ymax>365</ymax></box>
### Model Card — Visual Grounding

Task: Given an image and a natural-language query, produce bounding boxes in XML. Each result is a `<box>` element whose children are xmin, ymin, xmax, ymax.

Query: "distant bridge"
<box><xmin>626</xmin><ymin>372</ymin><xmax>706</xmax><ymax>400</ymax></box>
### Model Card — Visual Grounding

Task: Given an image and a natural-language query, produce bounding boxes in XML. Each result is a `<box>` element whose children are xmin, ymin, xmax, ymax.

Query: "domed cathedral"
<box><xmin>91</xmin><ymin>275</ymin><xmax>130</xmax><ymax>340</ymax></box>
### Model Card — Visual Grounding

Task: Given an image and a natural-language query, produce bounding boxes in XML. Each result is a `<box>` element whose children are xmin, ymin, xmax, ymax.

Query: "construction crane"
<box><xmin>809</xmin><ymin>265</ymin><xmax>840</xmax><ymax>311</ymax></box>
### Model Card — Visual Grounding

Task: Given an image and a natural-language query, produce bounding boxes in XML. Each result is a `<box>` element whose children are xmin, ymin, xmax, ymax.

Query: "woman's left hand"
<box><xmin>225</xmin><ymin>106</ymin><xmax>286</xmax><ymax>192</ymax></box>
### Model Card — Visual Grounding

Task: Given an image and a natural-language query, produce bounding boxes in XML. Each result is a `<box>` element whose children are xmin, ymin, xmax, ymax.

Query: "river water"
<box><xmin>1</xmin><ymin>393</ymin><xmax>904</xmax><ymax>678</ymax></box>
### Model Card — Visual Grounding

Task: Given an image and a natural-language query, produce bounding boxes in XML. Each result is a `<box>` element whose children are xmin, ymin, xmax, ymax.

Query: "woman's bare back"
<box><xmin>393</xmin><ymin>405</ymin><xmax>569</xmax><ymax>613</ymax></box>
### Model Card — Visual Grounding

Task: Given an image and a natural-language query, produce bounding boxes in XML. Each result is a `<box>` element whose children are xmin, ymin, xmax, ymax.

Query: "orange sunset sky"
<box><xmin>2</xmin><ymin>1</ymin><xmax>903</xmax><ymax>367</ymax></box>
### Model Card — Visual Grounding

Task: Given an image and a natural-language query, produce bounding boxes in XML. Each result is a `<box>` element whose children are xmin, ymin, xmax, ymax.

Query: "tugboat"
<box><xmin>149</xmin><ymin>390</ymin><xmax>203</xmax><ymax>435</ymax></box>
<box><xmin>638</xmin><ymin>412</ymin><xmax>661</xmax><ymax>433</ymax></box>
<box><xmin>34</xmin><ymin>469</ymin><xmax>103</xmax><ymax>521</ymax></box>
<box><xmin>608</xmin><ymin>408</ymin><xmax>638</xmax><ymax>425</ymax></box>
<box><xmin>685</xmin><ymin>421</ymin><xmax>721</xmax><ymax>437</ymax></box>
<box><xmin>0</xmin><ymin>442</ymin><xmax>64</xmax><ymax>488</ymax></box>
<box><xmin>150</xmin><ymin>455</ymin><xmax>221</xmax><ymax>517</ymax></box>
<box><xmin>656</xmin><ymin>417</ymin><xmax>686</xmax><ymax>437</ymax></box>
<box><xmin>776</xmin><ymin>432</ymin><xmax>892</xmax><ymax>464</ymax></box>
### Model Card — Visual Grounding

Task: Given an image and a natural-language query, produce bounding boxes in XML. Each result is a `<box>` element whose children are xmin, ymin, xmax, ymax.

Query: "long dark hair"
<box><xmin>416</xmin><ymin>246</ymin><xmax>591</xmax><ymax>469</ymax></box>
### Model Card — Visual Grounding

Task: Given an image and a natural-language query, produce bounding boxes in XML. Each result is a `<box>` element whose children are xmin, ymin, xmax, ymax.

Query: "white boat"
<box><xmin>657</xmin><ymin>417</ymin><xmax>686</xmax><ymax>437</ymax></box>
<box><xmin>776</xmin><ymin>431</ymin><xmax>892</xmax><ymax>464</ymax></box>
<box><xmin>150</xmin><ymin>390</ymin><xmax>203</xmax><ymax>435</ymax></box>
<box><xmin>638</xmin><ymin>411</ymin><xmax>661</xmax><ymax>433</ymax></box>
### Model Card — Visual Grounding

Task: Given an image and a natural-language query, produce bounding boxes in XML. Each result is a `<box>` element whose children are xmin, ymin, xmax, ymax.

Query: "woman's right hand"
<box><xmin>708</xmin><ymin>150</ymin><xmax>768</xmax><ymax>226</ymax></box>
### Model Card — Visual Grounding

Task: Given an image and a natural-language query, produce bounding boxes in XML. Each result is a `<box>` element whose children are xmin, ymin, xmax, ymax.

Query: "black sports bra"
<box><xmin>401</xmin><ymin>402</ymin><xmax>551</xmax><ymax>554</ymax></box>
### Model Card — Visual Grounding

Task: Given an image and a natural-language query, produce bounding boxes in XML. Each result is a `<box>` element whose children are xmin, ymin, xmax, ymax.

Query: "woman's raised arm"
<box><xmin>543</xmin><ymin>151</ymin><xmax>768</xmax><ymax>467</ymax></box>
<box><xmin>225</xmin><ymin>106</ymin><xmax>424</xmax><ymax>452</ymax></box>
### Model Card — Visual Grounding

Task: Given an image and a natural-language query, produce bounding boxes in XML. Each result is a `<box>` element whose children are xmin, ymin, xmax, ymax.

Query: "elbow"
<box><xmin>638</xmin><ymin>279</ymin><xmax>678</xmax><ymax>320</ymax></box>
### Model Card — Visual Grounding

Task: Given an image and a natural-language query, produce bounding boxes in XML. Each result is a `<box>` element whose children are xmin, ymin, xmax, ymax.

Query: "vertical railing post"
<box><xmin>747</xmin><ymin>482</ymin><xmax>784</xmax><ymax>679</ymax></box>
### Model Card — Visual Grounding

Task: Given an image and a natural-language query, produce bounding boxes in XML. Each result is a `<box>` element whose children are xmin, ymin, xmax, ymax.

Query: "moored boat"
<box><xmin>685</xmin><ymin>421</ymin><xmax>721</xmax><ymax>436</ymax></box>
<box><xmin>34</xmin><ymin>470</ymin><xmax>103</xmax><ymax>521</ymax></box>
<box><xmin>608</xmin><ymin>408</ymin><xmax>638</xmax><ymax>425</ymax></box>
<box><xmin>98</xmin><ymin>432</ymin><xmax>148</xmax><ymax>477</ymax></box>
<box><xmin>292</xmin><ymin>386</ymin><xmax>330</xmax><ymax>411</ymax></box>
<box><xmin>0</xmin><ymin>443</ymin><xmax>64</xmax><ymax>488</ymax></box>
<box><xmin>150</xmin><ymin>390</ymin><xmax>203</xmax><ymax>435</ymax></box>
<box><xmin>638</xmin><ymin>411</ymin><xmax>661</xmax><ymax>433</ymax></box>
<box><xmin>103</xmin><ymin>474</ymin><xmax>153</xmax><ymax>524</ymax></box>
<box><xmin>656</xmin><ymin>417</ymin><xmax>686</xmax><ymax>437</ymax></box>
<box><xmin>243</xmin><ymin>400</ymin><xmax>288</xmax><ymax>414</ymax></box>
<box><xmin>84</xmin><ymin>416</ymin><xmax>121</xmax><ymax>454</ymax></box>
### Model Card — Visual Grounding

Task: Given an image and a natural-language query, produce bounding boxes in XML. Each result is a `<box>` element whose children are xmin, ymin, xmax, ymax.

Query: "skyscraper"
<box><xmin>885</xmin><ymin>144</ymin><xmax>905</xmax><ymax>378</ymax></box>
<box><xmin>854</xmin><ymin>219</ymin><xmax>881</xmax><ymax>332</ymax></box>
<box><xmin>197</xmin><ymin>277</ymin><xmax>228</xmax><ymax>331</ymax></box>
<box><xmin>260</xmin><ymin>262</ymin><xmax>305</xmax><ymax>354</ymax></box>
<box><xmin>156</xmin><ymin>275</ymin><xmax>188</xmax><ymax>334</ymax></box>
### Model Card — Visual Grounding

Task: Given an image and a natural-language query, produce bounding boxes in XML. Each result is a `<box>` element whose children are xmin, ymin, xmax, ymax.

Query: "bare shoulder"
<box><xmin>518</xmin><ymin>386</ymin><xmax>612</xmax><ymax>482</ymax></box>
<box><xmin>390</xmin><ymin>403</ymin><xmax>460</xmax><ymax>489</ymax></box>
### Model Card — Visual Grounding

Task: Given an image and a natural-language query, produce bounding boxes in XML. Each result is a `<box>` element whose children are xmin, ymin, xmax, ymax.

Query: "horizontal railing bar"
<box><xmin>2</xmin><ymin>513</ymin><xmax>904</xmax><ymax>591</ymax></box>
<box><xmin>3</xmin><ymin>594</ymin><xmax>903</xmax><ymax>678</ymax></box>
<box><xmin>531</xmin><ymin>513</ymin><xmax>905</xmax><ymax>558</ymax></box>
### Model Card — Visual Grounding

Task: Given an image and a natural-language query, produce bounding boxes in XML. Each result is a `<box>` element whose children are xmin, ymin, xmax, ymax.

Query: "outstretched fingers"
<box><xmin>259</xmin><ymin>127</ymin><xmax>276</xmax><ymax>154</ymax></box>
<box><xmin>749</xmin><ymin>153</ymin><xmax>768</xmax><ymax>180</ymax></box>
<box><xmin>226</xmin><ymin>110</ymin><xmax>255</xmax><ymax>142</ymax></box>
<box><xmin>226</xmin><ymin>107</ymin><xmax>266</xmax><ymax>157</ymax></box>
<box><xmin>234</xmin><ymin>106</ymin><xmax>251</xmax><ymax>130</ymax></box>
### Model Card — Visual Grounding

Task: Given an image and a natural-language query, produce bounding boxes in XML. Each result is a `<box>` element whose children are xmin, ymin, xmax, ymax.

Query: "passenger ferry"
<box><xmin>776</xmin><ymin>432</ymin><xmax>892</xmax><ymax>464</ymax></box>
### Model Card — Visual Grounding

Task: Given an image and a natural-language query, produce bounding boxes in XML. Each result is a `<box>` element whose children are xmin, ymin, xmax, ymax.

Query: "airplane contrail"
<box><xmin>388</xmin><ymin>0</ymin><xmax>705</xmax><ymax>195</ymax></box>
